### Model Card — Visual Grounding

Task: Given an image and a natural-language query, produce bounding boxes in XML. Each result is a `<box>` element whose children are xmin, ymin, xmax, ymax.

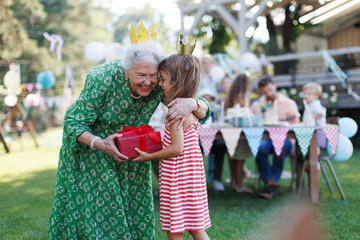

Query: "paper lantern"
<box><xmin>85</xmin><ymin>41</ymin><xmax>107</xmax><ymax>62</ymax></box>
<box><xmin>3</xmin><ymin>71</ymin><xmax>21</xmax><ymax>93</ymax></box>
<box><xmin>4</xmin><ymin>94</ymin><xmax>18</xmax><ymax>107</ymax></box>
<box><xmin>240</xmin><ymin>52</ymin><xmax>261</xmax><ymax>71</ymax></box>
<box><xmin>36</xmin><ymin>71</ymin><xmax>56</xmax><ymax>90</ymax></box>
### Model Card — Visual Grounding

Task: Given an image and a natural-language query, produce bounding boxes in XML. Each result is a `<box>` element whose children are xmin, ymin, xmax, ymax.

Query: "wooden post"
<box><xmin>0</xmin><ymin>126</ymin><xmax>10</xmax><ymax>153</ymax></box>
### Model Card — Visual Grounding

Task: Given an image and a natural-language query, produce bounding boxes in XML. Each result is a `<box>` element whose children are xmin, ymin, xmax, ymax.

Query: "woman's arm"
<box><xmin>165</xmin><ymin>97</ymin><xmax>210</xmax><ymax>129</ymax></box>
<box><xmin>77</xmin><ymin>131</ymin><xmax>128</xmax><ymax>162</ymax></box>
<box><xmin>133</xmin><ymin>120</ymin><xmax>184</xmax><ymax>162</ymax></box>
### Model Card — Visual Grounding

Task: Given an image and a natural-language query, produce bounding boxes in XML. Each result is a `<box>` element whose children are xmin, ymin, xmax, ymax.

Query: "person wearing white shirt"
<box><xmin>302</xmin><ymin>83</ymin><xmax>327</xmax><ymax>126</ymax></box>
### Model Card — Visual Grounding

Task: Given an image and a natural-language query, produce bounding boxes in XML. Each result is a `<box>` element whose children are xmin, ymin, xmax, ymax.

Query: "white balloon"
<box><xmin>84</xmin><ymin>41</ymin><xmax>107</xmax><ymax>62</ymax></box>
<box><xmin>26</xmin><ymin>93</ymin><xmax>40</xmax><ymax>108</ymax></box>
<box><xmin>210</xmin><ymin>66</ymin><xmax>225</xmax><ymax>84</ymax></box>
<box><xmin>240</xmin><ymin>52</ymin><xmax>261</xmax><ymax>71</ymax></box>
<box><xmin>3</xmin><ymin>71</ymin><xmax>20</xmax><ymax>93</ymax></box>
<box><xmin>4</xmin><ymin>94</ymin><xmax>18</xmax><ymax>107</ymax></box>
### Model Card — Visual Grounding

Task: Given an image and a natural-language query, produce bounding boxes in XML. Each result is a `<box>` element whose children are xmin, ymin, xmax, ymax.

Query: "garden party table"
<box><xmin>199</xmin><ymin>123</ymin><xmax>339</xmax><ymax>203</ymax></box>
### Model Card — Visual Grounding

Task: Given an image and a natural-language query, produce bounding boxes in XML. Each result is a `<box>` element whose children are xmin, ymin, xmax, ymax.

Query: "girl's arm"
<box><xmin>133</xmin><ymin>120</ymin><xmax>184</xmax><ymax>162</ymax></box>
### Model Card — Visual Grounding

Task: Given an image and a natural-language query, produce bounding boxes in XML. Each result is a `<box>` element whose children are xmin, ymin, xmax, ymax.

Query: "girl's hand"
<box><xmin>133</xmin><ymin>148</ymin><xmax>152</xmax><ymax>162</ymax></box>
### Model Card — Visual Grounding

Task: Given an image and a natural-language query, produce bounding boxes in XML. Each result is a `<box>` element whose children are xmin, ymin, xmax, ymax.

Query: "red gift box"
<box><xmin>114</xmin><ymin>125</ymin><xmax>162</xmax><ymax>159</ymax></box>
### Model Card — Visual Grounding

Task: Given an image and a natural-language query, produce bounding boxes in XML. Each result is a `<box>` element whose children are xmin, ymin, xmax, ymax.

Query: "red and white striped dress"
<box><xmin>159</xmin><ymin>115</ymin><xmax>211</xmax><ymax>233</ymax></box>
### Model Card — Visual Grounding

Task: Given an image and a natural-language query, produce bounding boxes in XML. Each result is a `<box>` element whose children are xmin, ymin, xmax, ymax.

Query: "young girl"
<box><xmin>134</xmin><ymin>54</ymin><xmax>211</xmax><ymax>240</ymax></box>
<box><xmin>224</xmin><ymin>74</ymin><xmax>253</xmax><ymax>193</ymax></box>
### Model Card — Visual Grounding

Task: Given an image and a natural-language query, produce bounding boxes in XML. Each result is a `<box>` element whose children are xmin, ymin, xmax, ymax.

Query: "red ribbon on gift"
<box><xmin>120</xmin><ymin>125</ymin><xmax>162</xmax><ymax>152</ymax></box>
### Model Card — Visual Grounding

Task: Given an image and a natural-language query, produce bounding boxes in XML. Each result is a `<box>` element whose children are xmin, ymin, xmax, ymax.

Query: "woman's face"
<box><xmin>125</xmin><ymin>64</ymin><xmax>158</xmax><ymax>97</ymax></box>
<box><xmin>221</xmin><ymin>77</ymin><xmax>232</xmax><ymax>93</ymax></box>
<box><xmin>201</xmin><ymin>58</ymin><xmax>213</xmax><ymax>74</ymax></box>
<box><xmin>159</xmin><ymin>70</ymin><xmax>172</xmax><ymax>98</ymax></box>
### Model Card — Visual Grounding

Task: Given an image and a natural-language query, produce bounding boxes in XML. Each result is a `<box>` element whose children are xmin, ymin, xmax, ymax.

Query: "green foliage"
<box><xmin>0</xmin><ymin>0</ymin><xmax>112</xmax><ymax>94</ymax></box>
<box><xmin>195</xmin><ymin>18</ymin><xmax>233</xmax><ymax>54</ymax></box>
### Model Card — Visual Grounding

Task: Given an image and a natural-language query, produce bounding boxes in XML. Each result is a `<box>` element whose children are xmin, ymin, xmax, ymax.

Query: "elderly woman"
<box><xmin>48</xmin><ymin>40</ymin><xmax>210</xmax><ymax>239</ymax></box>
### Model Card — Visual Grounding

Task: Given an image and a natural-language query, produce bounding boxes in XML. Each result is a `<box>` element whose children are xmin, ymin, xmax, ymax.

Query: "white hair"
<box><xmin>121</xmin><ymin>40</ymin><xmax>166</xmax><ymax>72</ymax></box>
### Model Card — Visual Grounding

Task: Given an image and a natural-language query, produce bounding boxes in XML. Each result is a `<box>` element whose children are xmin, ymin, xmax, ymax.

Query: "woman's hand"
<box><xmin>133</xmin><ymin>148</ymin><xmax>151</xmax><ymax>162</ymax></box>
<box><xmin>165</xmin><ymin>98</ymin><xmax>195</xmax><ymax>129</ymax></box>
<box><xmin>94</xmin><ymin>133</ymin><xmax>129</xmax><ymax>162</ymax></box>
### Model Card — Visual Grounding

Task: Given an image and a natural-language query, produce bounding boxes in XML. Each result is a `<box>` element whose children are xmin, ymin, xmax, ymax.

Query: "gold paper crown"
<box><xmin>176</xmin><ymin>34</ymin><xmax>196</xmax><ymax>55</ymax></box>
<box><xmin>129</xmin><ymin>21</ymin><xmax>157</xmax><ymax>44</ymax></box>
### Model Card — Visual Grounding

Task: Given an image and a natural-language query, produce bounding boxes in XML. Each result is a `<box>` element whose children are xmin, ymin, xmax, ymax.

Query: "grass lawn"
<box><xmin>0</xmin><ymin>128</ymin><xmax>359</xmax><ymax>239</ymax></box>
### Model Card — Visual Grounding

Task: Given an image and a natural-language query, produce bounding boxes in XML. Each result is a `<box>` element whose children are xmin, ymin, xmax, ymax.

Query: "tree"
<box><xmin>261</xmin><ymin>3</ymin><xmax>314</xmax><ymax>74</ymax></box>
<box><xmin>0</xmin><ymin>0</ymin><xmax>112</xmax><ymax>94</ymax></box>
<box><xmin>194</xmin><ymin>18</ymin><xmax>232</xmax><ymax>54</ymax></box>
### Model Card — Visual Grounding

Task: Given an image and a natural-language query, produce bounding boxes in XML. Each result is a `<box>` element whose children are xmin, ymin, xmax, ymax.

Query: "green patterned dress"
<box><xmin>49</xmin><ymin>58</ymin><xmax>209</xmax><ymax>240</ymax></box>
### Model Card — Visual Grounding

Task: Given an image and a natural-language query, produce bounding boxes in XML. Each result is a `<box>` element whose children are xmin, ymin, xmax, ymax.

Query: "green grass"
<box><xmin>1</xmin><ymin>129</ymin><xmax>359</xmax><ymax>239</ymax></box>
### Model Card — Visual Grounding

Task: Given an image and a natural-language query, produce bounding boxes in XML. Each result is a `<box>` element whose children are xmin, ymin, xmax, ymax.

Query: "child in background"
<box><xmin>224</xmin><ymin>74</ymin><xmax>253</xmax><ymax>193</ymax></box>
<box><xmin>134</xmin><ymin>54</ymin><xmax>211</xmax><ymax>240</ymax></box>
<box><xmin>302</xmin><ymin>82</ymin><xmax>326</xmax><ymax>126</ymax></box>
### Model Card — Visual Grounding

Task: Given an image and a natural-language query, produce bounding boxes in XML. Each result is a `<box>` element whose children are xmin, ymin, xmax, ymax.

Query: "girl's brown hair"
<box><xmin>158</xmin><ymin>54</ymin><xmax>201</xmax><ymax>102</ymax></box>
<box><xmin>224</xmin><ymin>74</ymin><xmax>251</xmax><ymax>110</ymax></box>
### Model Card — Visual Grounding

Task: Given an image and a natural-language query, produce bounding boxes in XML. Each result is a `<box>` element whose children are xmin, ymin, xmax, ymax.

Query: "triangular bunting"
<box><xmin>26</xmin><ymin>83</ymin><xmax>34</xmax><ymax>92</ymax></box>
<box><xmin>294</xmin><ymin>127</ymin><xmax>315</xmax><ymax>157</ymax></box>
<box><xmin>323</xmin><ymin>126</ymin><xmax>339</xmax><ymax>157</ymax></box>
<box><xmin>243</xmin><ymin>128</ymin><xmax>264</xmax><ymax>158</ymax></box>
<box><xmin>199</xmin><ymin>128</ymin><xmax>218</xmax><ymax>157</ymax></box>
<box><xmin>267</xmin><ymin>127</ymin><xmax>289</xmax><ymax>157</ymax></box>
<box><xmin>220</xmin><ymin>128</ymin><xmax>242</xmax><ymax>157</ymax></box>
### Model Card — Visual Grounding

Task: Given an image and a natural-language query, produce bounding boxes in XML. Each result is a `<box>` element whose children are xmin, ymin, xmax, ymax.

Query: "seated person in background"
<box><xmin>198</xmin><ymin>55</ymin><xmax>220</xmax><ymax>103</ymax></box>
<box><xmin>218</xmin><ymin>74</ymin><xmax>232</xmax><ymax>102</ymax></box>
<box><xmin>199</xmin><ymin>88</ymin><xmax>227</xmax><ymax>193</ymax></box>
<box><xmin>224</xmin><ymin>74</ymin><xmax>253</xmax><ymax>193</ymax></box>
<box><xmin>302</xmin><ymin>82</ymin><xmax>326</xmax><ymax>126</ymax></box>
<box><xmin>251</xmin><ymin>76</ymin><xmax>300</xmax><ymax>199</ymax></box>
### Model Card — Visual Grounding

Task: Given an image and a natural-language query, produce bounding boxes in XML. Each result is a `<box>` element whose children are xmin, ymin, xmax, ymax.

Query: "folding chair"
<box><xmin>297</xmin><ymin>116</ymin><xmax>346</xmax><ymax>200</ymax></box>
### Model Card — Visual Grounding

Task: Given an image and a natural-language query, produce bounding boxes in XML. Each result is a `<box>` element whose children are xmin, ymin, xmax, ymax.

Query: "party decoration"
<box><xmin>327</xmin><ymin>133</ymin><xmax>353</xmax><ymax>162</ymax></box>
<box><xmin>213</xmin><ymin>53</ymin><xmax>246</xmax><ymax>76</ymax></box>
<box><xmin>316</xmin><ymin>129</ymin><xmax>327</xmax><ymax>149</ymax></box>
<box><xmin>338</xmin><ymin>117</ymin><xmax>358</xmax><ymax>138</ymax></box>
<box><xmin>129</xmin><ymin>21</ymin><xmax>157</xmax><ymax>44</ymax></box>
<box><xmin>26</xmin><ymin>94</ymin><xmax>41</xmax><ymax>108</ymax></box>
<box><xmin>36</xmin><ymin>71</ymin><xmax>56</xmax><ymax>89</ymax></box>
<box><xmin>243</xmin><ymin>128</ymin><xmax>264</xmax><ymax>158</ymax></box>
<box><xmin>268</xmin><ymin>127</ymin><xmax>289</xmax><ymax>157</ymax></box>
<box><xmin>43</xmin><ymin>32</ymin><xmax>63</xmax><ymax>61</ymax></box>
<box><xmin>84</xmin><ymin>41</ymin><xmax>107</xmax><ymax>62</ymax></box>
<box><xmin>4</xmin><ymin>94</ymin><xmax>18</xmax><ymax>107</ymax></box>
<box><xmin>220</xmin><ymin>128</ymin><xmax>242</xmax><ymax>157</ymax></box>
<box><xmin>26</xmin><ymin>83</ymin><xmax>34</xmax><ymax>92</ymax></box>
<box><xmin>199</xmin><ymin>128</ymin><xmax>217</xmax><ymax>157</ymax></box>
<box><xmin>209</xmin><ymin>66</ymin><xmax>225</xmax><ymax>83</ymax></box>
<box><xmin>3</xmin><ymin>66</ymin><xmax>21</xmax><ymax>94</ymax></box>
<box><xmin>323</xmin><ymin>126</ymin><xmax>339</xmax><ymax>157</ymax></box>
<box><xmin>240</xmin><ymin>52</ymin><xmax>261</xmax><ymax>71</ymax></box>
<box><xmin>293</xmin><ymin>127</ymin><xmax>315</xmax><ymax>157</ymax></box>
